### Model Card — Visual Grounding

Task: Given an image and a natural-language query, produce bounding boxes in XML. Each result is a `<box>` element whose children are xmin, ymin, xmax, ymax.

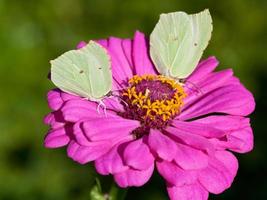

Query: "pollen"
<box><xmin>121</xmin><ymin>75</ymin><xmax>186</xmax><ymax>129</ymax></box>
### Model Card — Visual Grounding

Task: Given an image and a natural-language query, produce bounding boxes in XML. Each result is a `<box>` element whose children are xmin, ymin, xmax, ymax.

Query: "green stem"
<box><xmin>90</xmin><ymin>178</ymin><xmax>128</xmax><ymax>200</ymax></box>
<box><xmin>108</xmin><ymin>182</ymin><xmax>128</xmax><ymax>200</ymax></box>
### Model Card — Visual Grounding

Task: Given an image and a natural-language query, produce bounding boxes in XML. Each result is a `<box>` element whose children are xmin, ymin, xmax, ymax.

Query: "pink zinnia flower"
<box><xmin>44</xmin><ymin>31</ymin><xmax>255</xmax><ymax>200</ymax></box>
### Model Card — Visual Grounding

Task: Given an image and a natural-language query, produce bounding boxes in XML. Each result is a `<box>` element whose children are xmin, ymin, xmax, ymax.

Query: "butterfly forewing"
<box><xmin>170</xmin><ymin>9</ymin><xmax>213</xmax><ymax>78</ymax></box>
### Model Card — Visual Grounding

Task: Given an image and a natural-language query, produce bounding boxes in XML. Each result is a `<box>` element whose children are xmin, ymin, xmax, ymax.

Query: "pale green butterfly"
<box><xmin>50</xmin><ymin>40</ymin><xmax>112</xmax><ymax>103</ymax></box>
<box><xmin>150</xmin><ymin>9</ymin><xmax>213</xmax><ymax>80</ymax></box>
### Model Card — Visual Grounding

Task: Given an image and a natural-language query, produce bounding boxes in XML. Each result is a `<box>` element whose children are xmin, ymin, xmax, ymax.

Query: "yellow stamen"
<box><xmin>122</xmin><ymin>75</ymin><xmax>187</xmax><ymax>122</ymax></box>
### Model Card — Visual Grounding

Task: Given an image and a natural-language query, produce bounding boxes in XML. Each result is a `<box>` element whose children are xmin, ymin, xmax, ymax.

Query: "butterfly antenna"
<box><xmin>118</xmin><ymin>97</ymin><xmax>129</xmax><ymax>107</ymax></box>
<box><xmin>108</xmin><ymin>91</ymin><xmax>129</xmax><ymax>107</ymax></box>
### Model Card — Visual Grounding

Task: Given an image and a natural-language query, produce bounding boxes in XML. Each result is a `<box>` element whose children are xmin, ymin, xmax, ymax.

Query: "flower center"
<box><xmin>120</xmin><ymin>75</ymin><xmax>186</xmax><ymax>136</ymax></box>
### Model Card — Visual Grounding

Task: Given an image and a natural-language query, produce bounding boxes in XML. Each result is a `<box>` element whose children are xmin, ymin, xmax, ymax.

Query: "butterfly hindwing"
<box><xmin>80</xmin><ymin>41</ymin><xmax>112</xmax><ymax>99</ymax></box>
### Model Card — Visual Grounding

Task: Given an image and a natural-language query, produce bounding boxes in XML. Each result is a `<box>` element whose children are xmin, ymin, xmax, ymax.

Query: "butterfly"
<box><xmin>50</xmin><ymin>40</ymin><xmax>112</xmax><ymax>102</ymax></box>
<box><xmin>150</xmin><ymin>9</ymin><xmax>213</xmax><ymax>80</ymax></box>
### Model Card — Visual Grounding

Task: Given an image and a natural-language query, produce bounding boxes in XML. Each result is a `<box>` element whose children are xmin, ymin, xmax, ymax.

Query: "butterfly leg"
<box><xmin>97</xmin><ymin>100</ymin><xmax>107</xmax><ymax>117</ymax></box>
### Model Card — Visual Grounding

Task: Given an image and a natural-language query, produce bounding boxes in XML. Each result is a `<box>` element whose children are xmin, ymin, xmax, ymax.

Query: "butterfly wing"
<box><xmin>150</xmin><ymin>9</ymin><xmax>212</xmax><ymax>79</ymax></box>
<box><xmin>51</xmin><ymin>41</ymin><xmax>112</xmax><ymax>100</ymax></box>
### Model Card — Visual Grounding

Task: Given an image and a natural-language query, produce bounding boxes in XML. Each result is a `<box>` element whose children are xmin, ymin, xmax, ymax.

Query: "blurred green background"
<box><xmin>0</xmin><ymin>0</ymin><xmax>266</xmax><ymax>199</ymax></box>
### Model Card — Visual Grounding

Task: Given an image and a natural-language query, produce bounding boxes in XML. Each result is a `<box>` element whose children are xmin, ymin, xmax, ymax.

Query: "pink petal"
<box><xmin>148</xmin><ymin>129</ymin><xmax>177</xmax><ymax>161</ymax></box>
<box><xmin>192</xmin><ymin>115</ymin><xmax>248</xmax><ymax>129</ymax></box>
<box><xmin>43</xmin><ymin>113</ymin><xmax>56</xmax><ymax>125</ymax></box>
<box><xmin>43</xmin><ymin>111</ymin><xmax>65</xmax><ymax>129</ymax></box>
<box><xmin>61</xmin><ymin>99</ymin><xmax>97</xmax><ymax>122</ymax></box>
<box><xmin>67</xmin><ymin>140</ymin><xmax>112</xmax><ymax>164</ymax></box>
<box><xmin>167</xmin><ymin>182</ymin><xmax>208</xmax><ymax>200</ymax></box>
<box><xmin>175</xmin><ymin>143</ymin><xmax>208</xmax><ymax>170</ymax></box>
<box><xmin>223</xmin><ymin>126</ymin><xmax>253</xmax><ymax>153</ymax></box>
<box><xmin>60</xmin><ymin>91</ymin><xmax>80</xmax><ymax>101</ymax></box>
<box><xmin>122</xmin><ymin>39</ymin><xmax>133</xmax><ymax>67</ymax></box>
<box><xmin>82</xmin><ymin>117</ymin><xmax>140</xmax><ymax>142</ymax></box>
<box><xmin>166</xmin><ymin>127</ymin><xmax>215</xmax><ymax>155</ymax></box>
<box><xmin>95</xmin><ymin>141</ymin><xmax>130</xmax><ymax>175</ymax></box>
<box><xmin>215</xmin><ymin>151</ymin><xmax>238</xmax><ymax>178</ymax></box>
<box><xmin>47</xmin><ymin>89</ymin><xmax>64</xmax><ymax>111</ymax></box>
<box><xmin>108</xmin><ymin>37</ymin><xmax>133</xmax><ymax>86</ymax></box>
<box><xmin>133</xmin><ymin>31</ymin><xmax>157</xmax><ymax>75</ymax></box>
<box><xmin>76</xmin><ymin>41</ymin><xmax>87</xmax><ymax>49</ymax></box>
<box><xmin>103</xmin><ymin>98</ymin><xmax>124</xmax><ymax>112</ymax></box>
<box><xmin>73</xmin><ymin>121</ymin><xmax>91</xmax><ymax>146</ymax></box>
<box><xmin>180</xmin><ymin>85</ymin><xmax>255</xmax><ymax>120</ymax></box>
<box><xmin>123</xmin><ymin>137</ymin><xmax>154</xmax><ymax>170</ymax></box>
<box><xmin>114</xmin><ymin>165</ymin><xmax>154</xmax><ymax>187</ymax></box>
<box><xmin>198</xmin><ymin>151</ymin><xmax>238</xmax><ymax>194</ymax></box>
<box><xmin>171</xmin><ymin>119</ymin><xmax>225</xmax><ymax>138</ymax></box>
<box><xmin>156</xmin><ymin>160</ymin><xmax>197</xmax><ymax>186</ymax></box>
<box><xmin>194</xmin><ymin>116</ymin><xmax>254</xmax><ymax>153</ymax></box>
<box><xmin>61</xmin><ymin>99</ymin><xmax>116</xmax><ymax>122</ymax></box>
<box><xmin>187</xmin><ymin>56</ymin><xmax>219</xmax><ymax>83</ymax></box>
<box><xmin>44</xmin><ymin>126</ymin><xmax>71</xmax><ymax>148</ymax></box>
<box><xmin>184</xmin><ymin>69</ymin><xmax>234</xmax><ymax>103</ymax></box>
<box><xmin>97</xmin><ymin>39</ymin><xmax>108</xmax><ymax>48</ymax></box>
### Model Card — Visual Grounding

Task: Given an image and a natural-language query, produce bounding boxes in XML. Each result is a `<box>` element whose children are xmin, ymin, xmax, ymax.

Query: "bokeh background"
<box><xmin>1</xmin><ymin>0</ymin><xmax>267</xmax><ymax>199</ymax></box>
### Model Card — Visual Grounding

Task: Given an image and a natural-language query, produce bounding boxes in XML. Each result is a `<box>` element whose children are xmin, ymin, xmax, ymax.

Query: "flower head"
<box><xmin>44</xmin><ymin>31</ymin><xmax>255</xmax><ymax>200</ymax></box>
